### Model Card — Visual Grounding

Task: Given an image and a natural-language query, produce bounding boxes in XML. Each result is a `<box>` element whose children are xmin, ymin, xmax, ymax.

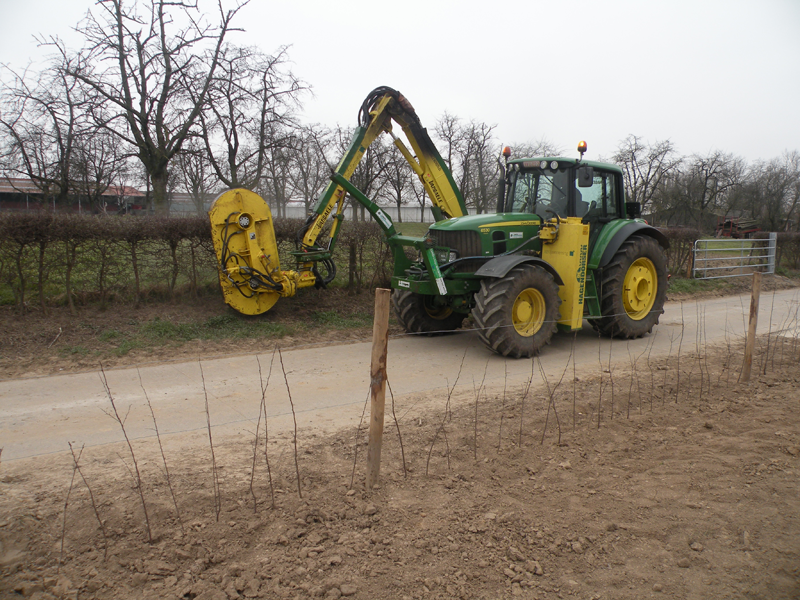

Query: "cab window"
<box><xmin>576</xmin><ymin>171</ymin><xmax>619</xmax><ymax>220</ymax></box>
<box><xmin>509</xmin><ymin>169</ymin><xmax>571</xmax><ymax>217</ymax></box>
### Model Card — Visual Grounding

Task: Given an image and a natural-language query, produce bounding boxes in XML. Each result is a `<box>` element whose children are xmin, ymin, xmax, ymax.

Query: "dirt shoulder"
<box><xmin>1</xmin><ymin>340</ymin><xmax>799</xmax><ymax>599</ymax></box>
<box><xmin>2</xmin><ymin>276</ymin><xmax>798</xmax><ymax>381</ymax></box>
<box><xmin>0</xmin><ymin>289</ymin><xmax>387</xmax><ymax>380</ymax></box>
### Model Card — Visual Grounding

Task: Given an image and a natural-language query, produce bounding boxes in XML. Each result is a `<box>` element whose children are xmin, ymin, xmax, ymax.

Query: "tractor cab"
<box><xmin>501</xmin><ymin>157</ymin><xmax>625</xmax><ymax>223</ymax></box>
<box><xmin>499</xmin><ymin>152</ymin><xmax>632</xmax><ymax>264</ymax></box>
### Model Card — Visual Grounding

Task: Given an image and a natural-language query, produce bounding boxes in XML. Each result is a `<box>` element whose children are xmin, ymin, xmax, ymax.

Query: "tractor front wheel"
<box><xmin>594</xmin><ymin>235</ymin><xmax>667</xmax><ymax>338</ymax></box>
<box><xmin>472</xmin><ymin>264</ymin><xmax>561</xmax><ymax>358</ymax></box>
<box><xmin>392</xmin><ymin>290</ymin><xmax>465</xmax><ymax>334</ymax></box>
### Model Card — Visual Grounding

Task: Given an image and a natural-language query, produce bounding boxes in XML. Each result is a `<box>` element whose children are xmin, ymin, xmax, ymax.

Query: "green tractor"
<box><xmin>209</xmin><ymin>87</ymin><xmax>668</xmax><ymax>357</ymax></box>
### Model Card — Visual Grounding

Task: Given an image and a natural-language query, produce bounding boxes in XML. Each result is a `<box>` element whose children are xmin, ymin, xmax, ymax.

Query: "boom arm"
<box><xmin>208</xmin><ymin>87</ymin><xmax>465</xmax><ymax>316</ymax></box>
<box><xmin>299</xmin><ymin>87</ymin><xmax>466</xmax><ymax>253</ymax></box>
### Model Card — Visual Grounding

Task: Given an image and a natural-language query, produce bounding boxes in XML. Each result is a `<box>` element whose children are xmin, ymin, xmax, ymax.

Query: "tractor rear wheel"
<box><xmin>472</xmin><ymin>264</ymin><xmax>561</xmax><ymax>358</ymax></box>
<box><xmin>594</xmin><ymin>235</ymin><xmax>667</xmax><ymax>338</ymax></box>
<box><xmin>392</xmin><ymin>290</ymin><xmax>465</xmax><ymax>334</ymax></box>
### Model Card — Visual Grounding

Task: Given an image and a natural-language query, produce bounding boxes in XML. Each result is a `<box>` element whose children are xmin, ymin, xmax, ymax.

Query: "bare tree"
<box><xmin>735</xmin><ymin>152</ymin><xmax>800</xmax><ymax>231</ymax></box>
<box><xmin>176</xmin><ymin>139</ymin><xmax>217</xmax><ymax>215</ymax></box>
<box><xmin>510</xmin><ymin>138</ymin><xmax>564</xmax><ymax>158</ymax></box>
<box><xmin>613</xmin><ymin>134</ymin><xmax>680</xmax><ymax>211</ymax></box>
<box><xmin>0</xmin><ymin>54</ymin><xmax>88</xmax><ymax>210</ymax></box>
<box><xmin>331</xmin><ymin>125</ymin><xmax>390</xmax><ymax>221</ymax></box>
<box><xmin>462</xmin><ymin>120</ymin><xmax>499</xmax><ymax>214</ymax></box>
<box><xmin>198</xmin><ymin>44</ymin><xmax>304</xmax><ymax>190</ymax></box>
<box><xmin>258</xmin><ymin>141</ymin><xmax>293</xmax><ymax>218</ymax></box>
<box><xmin>434</xmin><ymin>113</ymin><xmax>474</xmax><ymax>205</ymax></box>
<box><xmin>653</xmin><ymin>151</ymin><xmax>745</xmax><ymax>227</ymax></box>
<box><xmin>377</xmin><ymin>145</ymin><xmax>413</xmax><ymax>222</ymax></box>
<box><xmin>71</xmin><ymin>130</ymin><xmax>129</xmax><ymax>214</ymax></box>
<box><xmin>433</xmin><ymin>114</ymin><xmax>499</xmax><ymax>213</ymax></box>
<box><xmin>65</xmin><ymin>0</ymin><xmax>247</xmax><ymax>215</ymax></box>
<box><xmin>433</xmin><ymin>112</ymin><xmax>463</xmax><ymax>174</ymax></box>
<box><xmin>409</xmin><ymin>177</ymin><xmax>429</xmax><ymax>222</ymax></box>
<box><xmin>290</xmin><ymin>124</ymin><xmax>333</xmax><ymax>213</ymax></box>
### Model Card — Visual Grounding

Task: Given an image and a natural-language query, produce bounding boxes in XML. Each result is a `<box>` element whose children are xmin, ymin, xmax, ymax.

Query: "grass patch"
<box><xmin>80</xmin><ymin>314</ymin><xmax>295</xmax><ymax>358</ymax></box>
<box><xmin>114</xmin><ymin>339</ymin><xmax>140</xmax><ymax>356</ymax></box>
<box><xmin>394</xmin><ymin>222</ymin><xmax>430</xmax><ymax>237</ymax></box>
<box><xmin>98</xmin><ymin>329</ymin><xmax>123</xmax><ymax>342</ymax></box>
<box><xmin>137</xmin><ymin>315</ymin><xmax>290</xmax><ymax>343</ymax></box>
<box><xmin>776</xmin><ymin>266</ymin><xmax>800</xmax><ymax>279</ymax></box>
<box><xmin>698</xmin><ymin>238</ymin><xmax>759</xmax><ymax>250</ymax></box>
<box><xmin>59</xmin><ymin>345</ymin><xmax>89</xmax><ymax>357</ymax></box>
<box><xmin>309</xmin><ymin>310</ymin><xmax>373</xmax><ymax>329</ymax></box>
<box><xmin>668</xmin><ymin>277</ymin><xmax>732</xmax><ymax>295</ymax></box>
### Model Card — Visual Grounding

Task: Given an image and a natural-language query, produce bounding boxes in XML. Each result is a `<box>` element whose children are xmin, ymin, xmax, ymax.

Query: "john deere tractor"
<box><xmin>208</xmin><ymin>86</ymin><xmax>668</xmax><ymax>357</ymax></box>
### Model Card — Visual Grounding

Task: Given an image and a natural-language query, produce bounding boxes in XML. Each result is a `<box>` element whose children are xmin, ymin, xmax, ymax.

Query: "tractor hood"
<box><xmin>429</xmin><ymin>212</ymin><xmax>542</xmax><ymax>232</ymax></box>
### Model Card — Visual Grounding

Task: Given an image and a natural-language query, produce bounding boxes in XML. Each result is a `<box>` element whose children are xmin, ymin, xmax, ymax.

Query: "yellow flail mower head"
<box><xmin>208</xmin><ymin>188</ymin><xmax>314</xmax><ymax>315</ymax></box>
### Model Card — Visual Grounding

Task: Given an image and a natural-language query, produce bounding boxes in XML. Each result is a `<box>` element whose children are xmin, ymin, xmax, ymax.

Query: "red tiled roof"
<box><xmin>0</xmin><ymin>177</ymin><xmax>41</xmax><ymax>194</ymax></box>
<box><xmin>0</xmin><ymin>177</ymin><xmax>145</xmax><ymax>197</ymax></box>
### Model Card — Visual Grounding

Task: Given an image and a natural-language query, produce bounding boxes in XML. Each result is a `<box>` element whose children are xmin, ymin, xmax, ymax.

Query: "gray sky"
<box><xmin>1</xmin><ymin>0</ymin><xmax>798</xmax><ymax>163</ymax></box>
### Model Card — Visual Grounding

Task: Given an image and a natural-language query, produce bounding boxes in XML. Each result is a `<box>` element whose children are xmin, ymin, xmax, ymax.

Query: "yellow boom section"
<box><xmin>301</xmin><ymin>87</ymin><xmax>467</xmax><ymax>251</ymax></box>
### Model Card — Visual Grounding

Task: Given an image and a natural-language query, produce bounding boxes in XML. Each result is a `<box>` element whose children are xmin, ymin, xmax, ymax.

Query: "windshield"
<box><xmin>508</xmin><ymin>169</ymin><xmax>571</xmax><ymax>217</ymax></box>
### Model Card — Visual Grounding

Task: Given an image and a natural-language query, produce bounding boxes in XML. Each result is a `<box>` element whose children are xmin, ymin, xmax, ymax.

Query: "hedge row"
<box><xmin>1</xmin><ymin>213</ymin><xmax>796</xmax><ymax>313</ymax></box>
<box><xmin>0</xmin><ymin>213</ymin><xmax>390</xmax><ymax>313</ymax></box>
<box><xmin>657</xmin><ymin>227</ymin><xmax>702</xmax><ymax>276</ymax></box>
<box><xmin>761</xmin><ymin>232</ymin><xmax>800</xmax><ymax>270</ymax></box>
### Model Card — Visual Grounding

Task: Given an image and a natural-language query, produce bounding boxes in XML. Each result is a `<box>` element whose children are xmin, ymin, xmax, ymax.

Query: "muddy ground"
<box><xmin>1</xmin><ymin>334</ymin><xmax>799</xmax><ymax>599</ymax></box>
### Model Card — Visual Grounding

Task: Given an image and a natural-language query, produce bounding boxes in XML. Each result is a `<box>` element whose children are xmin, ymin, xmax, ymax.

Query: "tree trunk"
<box><xmin>151</xmin><ymin>170</ymin><xmax>170</xmax><ymax>216</ymax></box>
<box><xmin>348</xmin><ymin>242</ymin><xmax>357</xmax><ymax>293</ymax></box>
<box><xmin>14</xmin><ymin>244</ymin><xmax>26</xmax><ymax>314</ymax></box>
<box><xmin>170</xmin><ymin>241</ymin><xmax>179</xmax><ymax>299</ymax></box>
<box><xmin>38</xmin><ymin>241</ymin><xmax>48</xmax><ymax>315</ymax></box>
<box><xmin>65</xmin><ymin>243</ymin><xmax>77</xmax><ymax>315</ymax></box>
<box><xmin>131</xmin><ymin>242</ymin><xmax>141</xmax><ymax>308</ymax></box>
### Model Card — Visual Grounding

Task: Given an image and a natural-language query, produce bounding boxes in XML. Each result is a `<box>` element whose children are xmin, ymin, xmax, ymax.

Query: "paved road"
<box><xmin>1</xmin><ymin>289</ymin><xmax>798</xmax><ymax>462</ymax></box>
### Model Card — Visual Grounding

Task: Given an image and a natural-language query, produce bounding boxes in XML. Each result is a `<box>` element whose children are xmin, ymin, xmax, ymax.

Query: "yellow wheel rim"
<box><xmin>424</xmin><ymin>303</ymin><xmax>453</xmax><ymax>321</ymax></box>
<box><xmin>512</xmin><ymin>288</ymin><xmax>546</xmax><ymax>336</ymax></box>
<box><xmin>623</xmin><ymin>257</ymin><xmax>657</xmax><ymax>320</ymax></box>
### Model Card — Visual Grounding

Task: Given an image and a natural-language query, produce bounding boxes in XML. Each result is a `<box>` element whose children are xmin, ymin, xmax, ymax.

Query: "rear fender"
<box><xmin>474</xmin><ymin>255</ymin><xmax>564</xmax><ymax>285</ymax></box>
<box><xmin>594</xmin><ymin>223</ymin><xmax>669</xmax><ymax>270</ymax></box>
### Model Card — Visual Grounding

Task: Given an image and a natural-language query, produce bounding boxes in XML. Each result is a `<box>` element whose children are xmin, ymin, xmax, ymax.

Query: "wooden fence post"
<box><xmin>366</xmin><ymin>288</ymin><xmax>390</xmax><ymax>489</ymax></box>
<box><xmin>741</xmin><ymin>272</ymin><xmax>762</xmax><ymax>383</ymax></box>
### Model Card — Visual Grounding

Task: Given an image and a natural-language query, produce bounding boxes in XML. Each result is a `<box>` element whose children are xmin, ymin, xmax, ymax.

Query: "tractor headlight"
<box><xmin>433</xmin><ymin>248</ymin><xmax>458</xmax><ymax>265</ymax></box>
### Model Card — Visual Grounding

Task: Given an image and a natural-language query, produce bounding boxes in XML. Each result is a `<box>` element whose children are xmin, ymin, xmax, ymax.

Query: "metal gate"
<box><xmin>692</xmin><ymin>233</ymin><xmax>777</xmax><ymax>279</ymax></box>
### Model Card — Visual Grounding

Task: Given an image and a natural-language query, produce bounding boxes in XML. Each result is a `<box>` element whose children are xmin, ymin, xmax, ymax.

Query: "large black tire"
<box><xmin>594</xmin><ymin>235</ymin><xmax>667</xmax><ymax>339</ymax></box>
<box><xmin>472</xmin><ymin>264</ymin><xmax>561</xmax><ymax>358</ymax></box>
<box><xmin>392</xmin><ymin>290</ymin><xmax>465</xmax><ymax>334</ymax></box>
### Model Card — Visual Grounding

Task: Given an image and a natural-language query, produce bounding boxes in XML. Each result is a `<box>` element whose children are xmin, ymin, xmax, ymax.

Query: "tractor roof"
<box><xmin>508</xmin><ymin>157</ymin><xmax>622</xmax><ymax>174</ymax></box>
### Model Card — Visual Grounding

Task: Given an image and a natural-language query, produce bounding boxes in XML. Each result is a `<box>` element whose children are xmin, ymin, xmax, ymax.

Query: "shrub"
<box><xmin>656</xmin><ymin>227</ymin><xmax>703</xmax><ymax>277</ymax></box>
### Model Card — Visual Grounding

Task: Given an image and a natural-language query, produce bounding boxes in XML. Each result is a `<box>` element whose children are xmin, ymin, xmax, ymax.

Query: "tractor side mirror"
<box><xmin>625</xmin><ymin>202</ymin><xmax>642</xmax><ymax>219</ymax></box>
<box><xmin>577</xmin><ymin>165</ymin><xmax>594</xmax><ymax>188</ymax></box>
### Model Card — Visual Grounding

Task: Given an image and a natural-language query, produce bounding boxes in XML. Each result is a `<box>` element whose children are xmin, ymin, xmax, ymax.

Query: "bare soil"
<box><xmin>1</xmin><ymin>339</ymin><xmax>799</xmax><ymax>599</ymax></box>
<box><xmin>0</xmin><ymin>289</ymin><xmax>388</xmax><ymax>380</ymax></box>
<box><xmin>2</xmin><ymin>275</ymin><xmax>798</xmax><ymax>381</ymax></box>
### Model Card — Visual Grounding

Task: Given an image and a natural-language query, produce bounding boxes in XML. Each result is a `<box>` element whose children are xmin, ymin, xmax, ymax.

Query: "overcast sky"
<box><xmin>1</xmin><ymin>0</ymin><xmax>798</xmax><ymax>163</ymax></box>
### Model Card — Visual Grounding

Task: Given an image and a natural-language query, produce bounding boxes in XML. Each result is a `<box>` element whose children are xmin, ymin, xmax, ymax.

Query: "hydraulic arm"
<box><xmin>295</xmin><ymin>87</ymin><xmax>466</xmax><ymax>262</ymax></box>
<box><xmin>208</xmin><ymin>86</ymin><xmax>466</xmax><ymax>315</ymax></box>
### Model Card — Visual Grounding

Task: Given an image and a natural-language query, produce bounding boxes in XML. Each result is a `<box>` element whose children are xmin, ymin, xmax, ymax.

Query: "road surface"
<box><xmin>1</xmin><ymin>289</ymin><xmax>798</xmax><ymax>462</ymax></box>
